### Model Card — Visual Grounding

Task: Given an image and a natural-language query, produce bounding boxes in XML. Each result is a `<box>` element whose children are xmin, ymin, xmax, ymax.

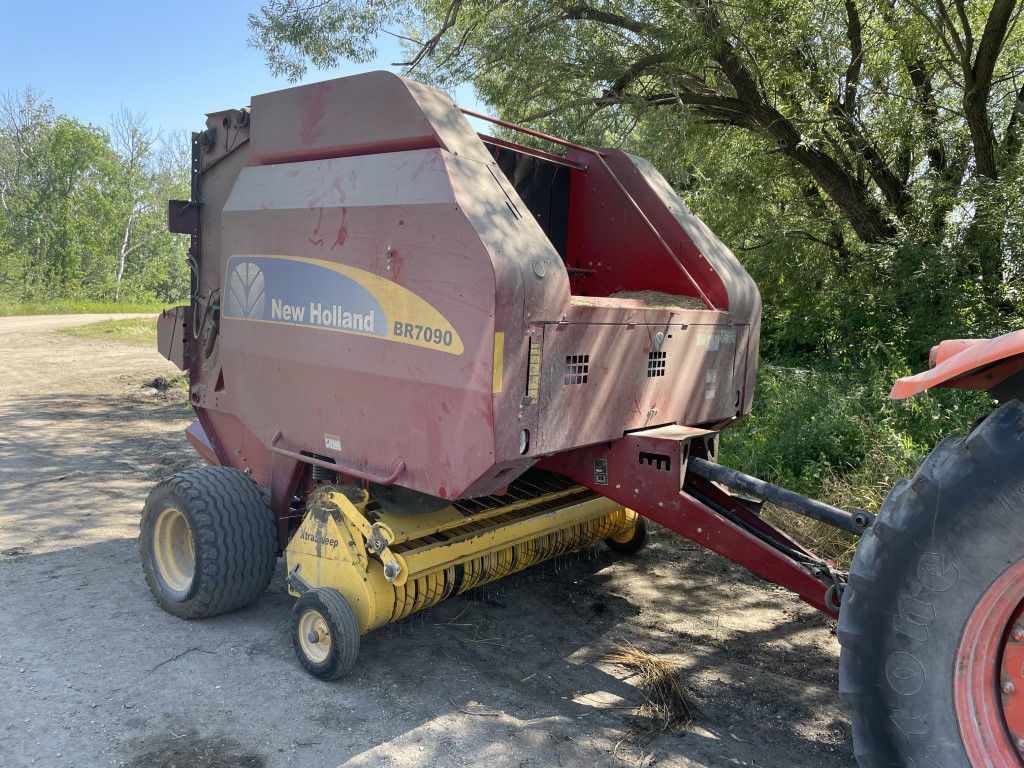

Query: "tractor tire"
<box><xmin>838</xmin><ymin>399</ymin><xmax>1024</xmax><ymax>767</ymax></box>
<box><xmin>140</xmin><ymin>466</ymin><xmax>277</xmax><ymax>619</ymax></box>
<box><xmin>605</xmin><ymin>514</ymin><xmax>648</xmax><ymax>556</ymax></box>
<box><xmin>291</xmin><ymin>588</ymin><xmax>361</xmax><ymax>680</ymax></box>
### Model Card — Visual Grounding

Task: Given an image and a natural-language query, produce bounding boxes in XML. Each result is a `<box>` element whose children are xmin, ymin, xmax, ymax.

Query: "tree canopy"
<box><xmin>0</xmin><ymin>91</ymin><xmax>190</xmax><ymax>305</ymax></box>
<box><xmin>250</xmin><ymin>0</ymin><xmax>1024</xmax><ymax>362</ymax></box>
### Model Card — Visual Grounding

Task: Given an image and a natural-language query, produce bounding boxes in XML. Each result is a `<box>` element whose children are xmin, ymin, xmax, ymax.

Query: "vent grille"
<box><xmin>647</xmin><ymin>351</ymin><xmax>667</xmax><ymax>378</ymax></box>
<box><xmin>564</xmin><ymin>355</ymin><xmax>589</xmax><ymax>385</ymax></box>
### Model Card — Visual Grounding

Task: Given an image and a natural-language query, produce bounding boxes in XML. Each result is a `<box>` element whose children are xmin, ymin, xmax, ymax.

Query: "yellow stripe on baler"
<box><xmin>492</xmin><ymin>332</ymin><xmax>504</xmax><ymax>393</ymax></box>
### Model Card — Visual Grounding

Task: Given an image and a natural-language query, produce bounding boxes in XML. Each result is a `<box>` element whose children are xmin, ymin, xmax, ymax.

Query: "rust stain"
<box><xmin>310</xmin><ymin>207</ymin><xmax>326</xmax><ymax>250</ymax></box>
<box><xmin>331</xmin><ymin>208</ymin><xmax>348</xmax><ymax>250</ymax></box>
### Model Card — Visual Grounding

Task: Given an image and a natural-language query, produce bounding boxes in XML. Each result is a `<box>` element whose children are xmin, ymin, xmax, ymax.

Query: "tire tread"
<box><xmin>141</xmin><ymin>467</ymin><xmax>277</xmax><ymax>619</ymax></box>
<box><xmin>837</xmin><ymin>399</ymin><xmax>1024</xmax><ymax>767</ymax></box>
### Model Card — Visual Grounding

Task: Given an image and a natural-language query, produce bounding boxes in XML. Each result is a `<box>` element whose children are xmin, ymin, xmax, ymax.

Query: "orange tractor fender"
<box><xmin>890</xmin><ymin>328</ymin><xmax>1024</xmax><ymax>399</ymax></box>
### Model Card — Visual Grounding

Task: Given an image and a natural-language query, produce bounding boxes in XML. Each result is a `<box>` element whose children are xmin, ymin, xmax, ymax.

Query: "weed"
<box><xmin>606</xmin><ymin>642</ymin><xmax>694</xmax><ymax>729</ymax></box>
<box><xmin>719</xmin><ymin>361</ymin><xmax>994</xmax><ymax>565</ymax></box>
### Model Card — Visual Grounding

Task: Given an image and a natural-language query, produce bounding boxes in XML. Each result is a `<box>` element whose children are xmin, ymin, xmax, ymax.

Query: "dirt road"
<box><xmin>0</xmin><ymin>315</ymin><xmax>855</xmax><ymax>768</ymax></box>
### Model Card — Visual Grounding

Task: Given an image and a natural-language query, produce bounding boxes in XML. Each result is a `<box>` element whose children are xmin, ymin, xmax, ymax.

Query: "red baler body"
<box><xmin>163</xmin><ymin>71</ymin><xmax>760</xmax><ymax>508</ymax></box>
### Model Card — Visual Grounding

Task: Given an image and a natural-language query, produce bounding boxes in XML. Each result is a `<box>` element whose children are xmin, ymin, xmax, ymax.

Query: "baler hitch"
<box><xmin>686</xmin><ymin>458</ymin><xmax>875</xmax><ymax>535</ymax></box>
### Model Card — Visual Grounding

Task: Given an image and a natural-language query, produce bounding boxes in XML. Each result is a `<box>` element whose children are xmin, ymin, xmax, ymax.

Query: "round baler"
<box><xmin>149</xmin><ymin>69</ymin><xmax>768</xmax><ymax>676</ymax></box>
<box><xmin>137</xmin><ymin>70</ymin><xmax>1024</xmax><ymax>764</ymax></box>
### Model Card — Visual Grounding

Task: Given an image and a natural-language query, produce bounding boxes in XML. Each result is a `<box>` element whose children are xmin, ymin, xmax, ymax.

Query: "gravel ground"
<box><xmin>0</xmin><ymin>315</ymin><xmax>856</xmax><ymax>768</ymax></box>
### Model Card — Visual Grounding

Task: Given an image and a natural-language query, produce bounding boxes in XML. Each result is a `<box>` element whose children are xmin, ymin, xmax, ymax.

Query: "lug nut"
<box><xmin>1014</xmin><ymin>627</ymin><xmax>1024</xmax><ymax>642</ymax></box>
<box><xmin>1004</xmin><ymin>681</ymin><xmax>1016</xmax><ymax>695</ymax></box>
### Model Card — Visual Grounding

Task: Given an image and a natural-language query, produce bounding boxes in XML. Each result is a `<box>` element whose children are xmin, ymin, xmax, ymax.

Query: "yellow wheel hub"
<box><xmin>153</xmin><ymin>506</ymin><xmax>195</xmax><ymax>593</ymax></box>
<box><xmin>297</xmin><ymin>609</ymin><xmax>332</xmax><ymax>664</ymax></box>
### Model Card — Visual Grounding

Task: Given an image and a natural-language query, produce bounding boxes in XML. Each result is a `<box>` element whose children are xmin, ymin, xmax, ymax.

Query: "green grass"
<box><xmin>60</xmin><ymin>317</ymin><xmax>159</xmax><ymax>345</ymax></box>
<box><xmin>0</xmin><ymin>299</ymin><xmax>173</xmax><ymax>317</ymax></box>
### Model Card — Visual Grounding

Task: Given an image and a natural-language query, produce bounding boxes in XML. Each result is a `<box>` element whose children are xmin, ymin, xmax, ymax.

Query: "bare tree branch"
<box><xmin>842</xmin><ymin>0</ymin><xmax>863</xmax><ymax>115</ymax></box>
<box><xmin>596</xmin><ymin>53</ymin><xmax>673</xmax><ymax>104</ymax></box>
<box><xmin>396</xmin><ymin>0</ymin><xmax>463</xmax><ymax>67</ymax></box>
<box><xmin>558</xmin><ymin>2</ymin><xmax>655</xmax><ymax>35</ymax></box>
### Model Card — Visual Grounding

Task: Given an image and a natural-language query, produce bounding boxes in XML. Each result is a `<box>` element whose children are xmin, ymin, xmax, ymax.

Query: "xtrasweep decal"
<box><xmin>222</xmin><ymin>255</ymin><xmax>464</xmax><ymax>354</ymax></box>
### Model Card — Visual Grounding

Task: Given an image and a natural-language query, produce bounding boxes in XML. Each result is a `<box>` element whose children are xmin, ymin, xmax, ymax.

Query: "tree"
<box><xmin>249</xmin><ymin>0</ymin><xmax>1024</xmax><ymax>361</ymax></box>
<box><xmin>109</xmin><ymin>109</ymin><xmax>155</xmax><ymax>301</ymax></box>
<box><xmin>0</xmin><ymin>89</ymin><xmax>59</xmax><ymax>298</ymax></box>
<box><xmin>0</xmin><ymin>91</ymin><xmax>191</xmax><ymax>305</ymax></box>
<box><xmin>107</xmin><ymin>112</ymin><xmax>191</xmax><ymax>303</ymax></box>
<box><xmin>0</xmin><ymin>103</ymin><xmax>117</xmax><ymax>299</ymax></box>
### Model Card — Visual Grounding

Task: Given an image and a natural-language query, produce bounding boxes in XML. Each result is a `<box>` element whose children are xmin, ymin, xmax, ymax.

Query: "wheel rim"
<box><xmin>297</xmin><ymin>609</ymin><xmax>332</xmax><ymax>664</ymax></box>
<box><xmin>152</xmin><ymin>506</ymin><xmax>195</xmax><ymax>593</ymax></box>
<box><xmin>955</xmin><ymin>557</ymin><xmax>1024</xmax><ymax>766</ymax></box>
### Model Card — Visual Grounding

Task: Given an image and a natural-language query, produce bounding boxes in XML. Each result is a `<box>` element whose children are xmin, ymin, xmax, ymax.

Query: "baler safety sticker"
<box><xmin>696</xmin><ymin>329</ymin><xmax>737</xmax><ymax>351</ymax></box>
<box><xmin>222</xmin><ymin>255</ymin><xmax>464</xmax><ymax>354</ymax></box>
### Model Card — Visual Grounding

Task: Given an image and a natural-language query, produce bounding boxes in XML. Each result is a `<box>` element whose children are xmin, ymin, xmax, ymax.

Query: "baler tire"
<box><xmin>140</xmin><ymin>467</ymin><xmax>277</xmax><ymax>620</ymax></box>
<box><xmin>605</xmin><ymin>515</ymin><xmax>648</xmax><ymax>556</ymax></box>
<box><xmin>291</xmin><ymin>588</ymin><xmax>360</xmax><ymax>681</ymax></box>
<box><xmin>837</xmin><ymin>399</ymin><xmax>1024</xmax><ymax>767</ymax></box>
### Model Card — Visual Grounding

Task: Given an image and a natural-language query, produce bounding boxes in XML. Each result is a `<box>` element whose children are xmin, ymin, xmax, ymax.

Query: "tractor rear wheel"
<box><xmin>140</xmin><ymin>467</ymin><xmax>277</xmax><ymax>619</ymax></box>
<box><xmin>838</xmin><ymin>399</ymin><xmax>1024</xmax><ymax>767</ymax></box>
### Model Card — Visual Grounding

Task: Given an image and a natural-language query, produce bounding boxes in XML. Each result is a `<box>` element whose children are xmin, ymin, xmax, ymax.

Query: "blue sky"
<box><xmin>2</xmin><ymin>2</ymin><xmax>479</xmax><ymax>136</ymax></box>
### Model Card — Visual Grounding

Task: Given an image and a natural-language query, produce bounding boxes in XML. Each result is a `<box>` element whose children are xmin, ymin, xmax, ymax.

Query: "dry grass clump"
<box><xmin>761</xmin><ymin>505</ymin><xmax>859</xmax><ymax>569</ymax></box>
<box><xmin>607</xmin><ymin>643</ymin><xmax>694</xmax><ymax>729</ymax></box>
<box><xmin>760</xmin><ymin>444</ymin><xmax>907</xmax><ymax>569</ymax></box>
<box><xmin>609</xmin><ymin>290</ymin><xmax>707</xmax><ymax>311</ymax></box>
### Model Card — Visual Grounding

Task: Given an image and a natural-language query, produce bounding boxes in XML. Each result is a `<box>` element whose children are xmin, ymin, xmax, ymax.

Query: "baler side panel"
<box><xmin>216</xmin><ymin>149</ymin><xmax>502</xmax><ymax>498</ymax></box>
<box><xmin>480</xmin><ymin>140</ymin><xmax>761</xmax><ymax>450</ymax></box>
<box><xmin>584</xmin><ymin>151</ymin><xmax>760</xmax><ymax>424</ymax></box>
<box><xmin>445</xmin><ymin>153</ymin><xmax>577</xmax><ymax>470</ymax></box>
<box><xmin>604</xmin><ymin>151</ymin><xmax>761</xmax><ymax>321</ymax></box>
<box><xmin>447</xmin><ymin>154</ymin><xmax>571</xmax><ymax>325</ymax></box>
<box><xmin>563</xmin><ymin>150</ymin><xmax>731</xmax><ymax>310</ymax></box>
<box><xmin>534</xmin><ymin>312</ymin><xmax>749</xmax><ymax>454</ymax></box>
<box><xmin>188</xmin><ymin>141</ymin><xmax>254</xmax><ymax>469</ymax></box>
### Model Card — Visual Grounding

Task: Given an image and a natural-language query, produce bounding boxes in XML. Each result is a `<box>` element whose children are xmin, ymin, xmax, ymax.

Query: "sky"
<box><xmin>1</xmin><ymin>1</ymin><xmax>481</xmax><ymax>136</ymax></box>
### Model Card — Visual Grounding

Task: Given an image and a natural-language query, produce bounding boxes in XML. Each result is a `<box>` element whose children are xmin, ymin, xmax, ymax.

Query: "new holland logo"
<box><xmin>222</xmin><ymin>255</ymin><xmax>465</xmax><ymax>354</ymax></box>
<box><xmin>225</xmin><ymin>261</ymin><xmax>266</xmax><ymax>319</ymax></box>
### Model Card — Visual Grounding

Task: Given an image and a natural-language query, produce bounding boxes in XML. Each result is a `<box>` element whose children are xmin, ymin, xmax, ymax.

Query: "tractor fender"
<box><xmin>890</xmin><ymin>328</ymin><xmax>1024</xmax><ymax>399</ymax></box>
